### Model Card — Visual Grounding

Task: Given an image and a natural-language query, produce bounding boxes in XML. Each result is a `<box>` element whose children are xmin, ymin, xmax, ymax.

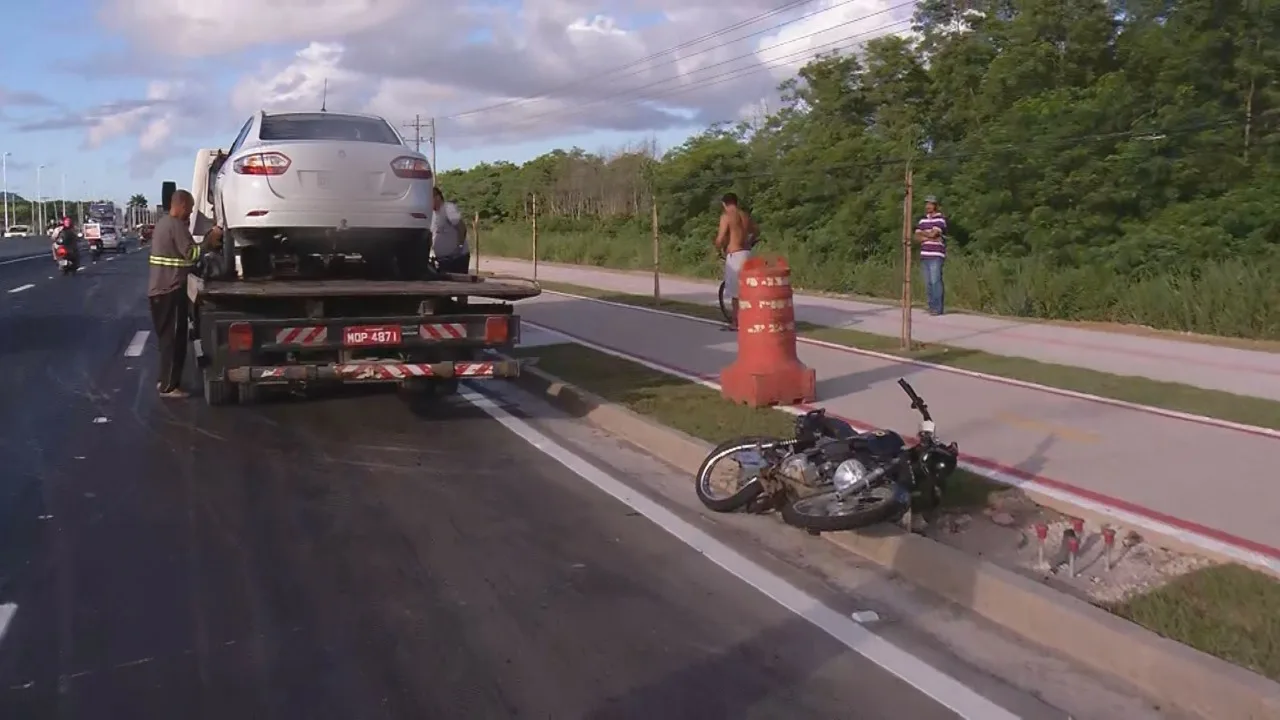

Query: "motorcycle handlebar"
<box><xmin>896</xmin><ymin>378</ymin><xmax>933</xmax><ymax>423</ymax></box>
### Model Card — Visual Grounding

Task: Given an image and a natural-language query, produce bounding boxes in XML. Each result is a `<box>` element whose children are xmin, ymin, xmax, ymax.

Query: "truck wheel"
<box><xmin>203</xmin><ymin>372</ymin><xmax>233</xmax><ymax>406</ymax></box>
<box><xmin>396</xmin><ymin>233</ymin><xmax>433</xmax><ymax>280</ymax></box>
<box><xmin>236</xmin><ymin>382</ymin><xmax>260</xmax><ymax>405</ymax></box>
<box><xmin>402</xmin><ymin>378</ymin><xmax>459</xmax><ymax>396</ymax></box>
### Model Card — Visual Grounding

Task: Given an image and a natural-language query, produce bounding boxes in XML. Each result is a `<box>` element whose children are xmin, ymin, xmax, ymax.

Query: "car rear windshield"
<box><xmin>102</xmin><ymin>227</ymin><xmax>116</xmax><ymax>234</ymax></box>
<box><xmin>258</xmin><ymin>113</ymin><xmax>402</xmax><ymax>144</ymax></box>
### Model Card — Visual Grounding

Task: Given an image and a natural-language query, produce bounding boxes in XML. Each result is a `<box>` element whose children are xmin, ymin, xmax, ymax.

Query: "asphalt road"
<box><xmin>0</xmin><ymin>252</ymin><xmax>1026</xmax><ymax>719</ymax></box>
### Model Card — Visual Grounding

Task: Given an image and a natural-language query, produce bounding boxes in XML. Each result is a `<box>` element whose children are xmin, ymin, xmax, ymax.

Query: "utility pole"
<box><xmin>403</xmin><ymin>115</ymin><xmax>437</xmax><ymax>169</ymax></box>
<box><xmin>2</xmin><ymin>152</ymin><xmax>9</xmax><ymax>230</ymax></box>
<box><xmin>428</xmin><ymin>117</ymin><xmax>437</xmax><ymax>171</ymax></box>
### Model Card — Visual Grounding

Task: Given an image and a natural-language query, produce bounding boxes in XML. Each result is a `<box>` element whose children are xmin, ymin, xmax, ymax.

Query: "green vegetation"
<box><xmin>513</xmin><ymin>341</ymin><xmax>999</xmax><ymax>509</ymax></box>
<box><xmin>1</xmin><ymin>194</ymin><xmax>115</xmax><ymax>228</ymax></box>
<box><xmin>444</xmin><ymin>0</ymin><xmax>1280</xmax><ymax>339</ymax></box>
<box><xmin>1111</xmin><ymin>563</ymin><xmax>1280</xmax><ymax>681</ymax></box>
<box><xmin>538</xmin><ymin>280</ymin><xmax>1280</xmax><ymax>430</ymax></box>
<box><xmin>519</xmin><ymin>340</ymin><xmax>1280</xmax><ymax>681</ymax></box>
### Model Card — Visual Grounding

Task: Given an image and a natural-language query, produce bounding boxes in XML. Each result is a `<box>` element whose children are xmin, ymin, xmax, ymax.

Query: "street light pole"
<box><xmin>60</xmin><ymin>173</ymin><xmax>66</xmax><ymax>219</ymax></box>
<box><xmin>36</xmin><ymin>165</ymin><xmax>44</xmax><ymax>230</ymax></box>
<box><xmin>1</xmin><ymin>152</ymin><xmax>9</xmax><ymax>230</ymax></box>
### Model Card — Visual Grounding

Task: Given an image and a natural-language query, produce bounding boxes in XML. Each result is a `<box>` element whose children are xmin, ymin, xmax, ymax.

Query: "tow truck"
<box><xmin>170</xmin><ymin>149</ymin><xmax>540</xmax><ymax>407</ymax></box>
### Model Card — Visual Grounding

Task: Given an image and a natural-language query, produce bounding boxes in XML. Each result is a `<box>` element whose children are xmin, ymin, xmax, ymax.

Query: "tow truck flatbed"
<box><xmin>194</xmin><ymin>274</ymin><xmax>540</xmax><ymax>301</ymax></box>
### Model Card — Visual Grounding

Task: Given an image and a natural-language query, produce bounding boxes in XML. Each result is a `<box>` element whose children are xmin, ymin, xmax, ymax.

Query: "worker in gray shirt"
<box><xmin>431</xmin><ymin>187</ymin><xmax>470</xmax><ymax>274</ymax></box>
<box><xmin>148</xmin><ymin>189</ymin><xmax>223</xmax><ymax>398</ymax></box>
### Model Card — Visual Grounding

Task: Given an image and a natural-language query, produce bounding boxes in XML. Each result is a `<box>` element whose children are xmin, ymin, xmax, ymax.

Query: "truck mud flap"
<box><xmin>224</xmin><ymin>359</ymin><xmax>522</xmax><ymax>384</ymax></box>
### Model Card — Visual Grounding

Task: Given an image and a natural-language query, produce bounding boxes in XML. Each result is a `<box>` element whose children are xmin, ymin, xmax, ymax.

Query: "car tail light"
<box><xmin>228</xmin><ymin>322</ymin><xmax>253</xmax><ymax>351</ymax></box>
<box><xmin>484</xmin><ymin>316</ymin><xmax>509</xmax><ymax>344</ymax></box>
<box><xmin>391</xmin><ymin>156</ymin><xmax>432</xmax><ymax>179</ymax></box>
<box><xmin>233</xmin><ymin>152</ymin><xmax>291</xmax><ymax>176</ymax></box>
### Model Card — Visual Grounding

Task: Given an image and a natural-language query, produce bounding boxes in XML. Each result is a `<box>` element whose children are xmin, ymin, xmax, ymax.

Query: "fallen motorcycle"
<box><xmin>693</xmin><ymin>378</ymin><xmax>959</xmax><ymax>532</ymax></box>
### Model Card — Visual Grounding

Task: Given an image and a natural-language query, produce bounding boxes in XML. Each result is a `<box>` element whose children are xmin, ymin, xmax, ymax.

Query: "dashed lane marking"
<box><xmin>7</xmin><ymin>284</ymin><xmax>34</xmax><ymax>294</ymax></box>
<box><xmin>124</xmin><ymin>330</ymin><xmax>150</xmax><ymax>357</ymax></box>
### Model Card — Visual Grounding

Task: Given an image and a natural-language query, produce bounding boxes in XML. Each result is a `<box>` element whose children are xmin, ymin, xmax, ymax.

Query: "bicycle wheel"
<box><xmin>718</xmin><ymin>281</ymin><xmax>732</xmax><ymax>322</ymax></box>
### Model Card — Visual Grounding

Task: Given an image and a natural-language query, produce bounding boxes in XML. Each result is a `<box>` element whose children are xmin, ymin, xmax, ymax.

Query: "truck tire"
<box><xmin>402</xmin><ymin>378</ymin><xmax>459</xmax><ymax>396</ymax></box>
<box><xmin>396</xmin><ymin>232</ymin><xmax>433</xmax><ymax>280</ymax></box>
<box><xmin>236</xmin><ymin>382</ymin><xmax>260</xmax><ymax>405</ymax></box>
<box><xmin>203</xmin><ymin>372</ymin><xmax>233</xmax><ymax>406</ymax></box>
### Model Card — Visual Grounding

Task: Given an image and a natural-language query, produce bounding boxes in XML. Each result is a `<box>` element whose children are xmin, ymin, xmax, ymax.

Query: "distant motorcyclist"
<box><xmin>52</xmin><ymin>217</ymin><xmax>81</xmax><ymax>262</ymax></box>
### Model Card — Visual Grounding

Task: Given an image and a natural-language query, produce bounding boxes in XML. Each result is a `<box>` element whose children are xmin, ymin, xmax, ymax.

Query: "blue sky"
<box><xmin>0</xmin><ymin>0</ymin><xmax>697</xmax><ymax>207</ymax></box>
<box><xmin>0</xmin><ymin>0</ymin><xmax>881</xmax><ymax>208</ymax></box>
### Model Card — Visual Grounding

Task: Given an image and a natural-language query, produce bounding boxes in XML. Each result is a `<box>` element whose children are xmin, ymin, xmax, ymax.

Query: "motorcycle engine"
<box><xmin>776</xmin><ymin>451</ymin><xmax>823</xmax><ymax>487</ymax></box>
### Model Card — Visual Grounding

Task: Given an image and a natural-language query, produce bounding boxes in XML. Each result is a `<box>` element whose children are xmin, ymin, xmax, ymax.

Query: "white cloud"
<box><xmin>73</xmin><ymin>0</ymin><xmax>911</xmax><ymax>175</ymax></box>
<box><xmin>102</xmin><ymin>0</ymin><xmax>416</xmax><ymax>57</ymax></box>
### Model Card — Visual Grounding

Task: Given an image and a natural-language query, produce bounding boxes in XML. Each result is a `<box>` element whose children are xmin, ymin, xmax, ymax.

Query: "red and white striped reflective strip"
<box><xmin>333</xmin><ymin>362</ymin><xmax>496</xmax><ymax>380</ymax></box>
<box><xmin>419</xmin><ymin>323</ymin><xmax>467</xmax><ymax>340</ymax></box>
<box><xmin>455</xmin><ymin>362</ymin><xmax>493</xmax><ymax>376</ymax></box>
<box><xmin>275</xmin><ymin>326</ymin><xmax>328</xmax><ymax>345</ymax></box>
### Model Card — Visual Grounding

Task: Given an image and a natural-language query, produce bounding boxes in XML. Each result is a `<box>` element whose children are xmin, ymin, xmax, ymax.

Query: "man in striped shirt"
<box><xmin>914</xmin><ymin>195</ymin><xmax>947</xmax><ymax>316</ymax></box>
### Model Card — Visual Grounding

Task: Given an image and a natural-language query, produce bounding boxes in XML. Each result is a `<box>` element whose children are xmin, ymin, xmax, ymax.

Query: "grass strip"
<box><xmin>512</xmin><ymin>344</ymin><xmax>1001</xmax><ymax>510</ymax></box>
<box><xmin>517</xmin><ymin>340</ymin><xmax>1280</xmax><ymax>682</ymax></box>
<box><xmin>538</xmin><ymin>280</ymin><xmax>1280</xmax><ymax>432</ymax></box>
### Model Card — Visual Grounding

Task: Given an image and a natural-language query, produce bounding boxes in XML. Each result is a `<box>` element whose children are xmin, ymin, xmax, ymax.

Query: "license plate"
<box><xmin>58</xmin><ymin>259</ymin><xmax>69</xmax><ymax>267</ymax></box>
<box><xmin>344</xmin><ymin>326</ymin><xmax>401</xmax><ymax>346</ymax></box>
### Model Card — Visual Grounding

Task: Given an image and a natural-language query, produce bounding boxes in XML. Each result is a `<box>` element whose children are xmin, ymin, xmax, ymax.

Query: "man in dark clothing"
<box><xmin>147</xmin><ymin>189</ymin><xmax>223</xmax><ymax>398</ymax></box>
<box><xmin>52</xmin><ymin>216</ymin><xmax>80</xmax><ymax>263</ymax></box>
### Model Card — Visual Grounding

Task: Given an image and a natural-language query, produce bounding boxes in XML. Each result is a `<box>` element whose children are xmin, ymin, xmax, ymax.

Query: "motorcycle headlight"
<box><xmin>832</xmin><ymin>459</ymin><xmax>868</xmax><ymax>494</ymax></box>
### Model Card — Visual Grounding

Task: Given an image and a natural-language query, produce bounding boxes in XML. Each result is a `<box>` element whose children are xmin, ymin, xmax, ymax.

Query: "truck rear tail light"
<box><xmin>484</xmin><ymin>316</ymin><xmax>509</xmax><ymax>344</ymax></box>
<box><xmin>391</xmin><ymin>156</ymin><xmax>433</xmax><ymax>179</ymax></box>
<box><xmin>233</xmin><ymin>152</ymin><xmax>291</xmax><ymax>176</ymax></box>
<box><xmin>228</xmin><ymin>322</ymin><xmax>254</xmax><ymax>351</ymax></box>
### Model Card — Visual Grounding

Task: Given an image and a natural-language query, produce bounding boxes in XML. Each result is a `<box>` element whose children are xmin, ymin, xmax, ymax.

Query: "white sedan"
<box><xmin>210</xmin><ymin>110</ymin><xmax>435</xmax><ymax>277</ymax></box>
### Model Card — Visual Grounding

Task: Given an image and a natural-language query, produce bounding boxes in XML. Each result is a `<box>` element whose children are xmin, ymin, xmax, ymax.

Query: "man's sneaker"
<box><xmin>159</xmin><ymin>387</ymin><xmax>190</xmax><ymax>399</ymax></box>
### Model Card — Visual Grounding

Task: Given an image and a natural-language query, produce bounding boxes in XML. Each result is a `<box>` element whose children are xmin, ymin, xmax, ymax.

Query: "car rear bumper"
<box><xmin>229</xmin><ymin>207</ymin><xmax>430</xmax><ymax>230</ymax></box>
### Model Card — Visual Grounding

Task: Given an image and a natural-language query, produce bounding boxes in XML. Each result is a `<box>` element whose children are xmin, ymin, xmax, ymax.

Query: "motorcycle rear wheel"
<box><xmin>780</xmin><ymin>486</ymin><xmax>902</xmax><ymax>532</ymax></box>
<box><xmin>694</xmin><ymin>436</ymin><xmax>776</xmax><ymax>512</ymax></box>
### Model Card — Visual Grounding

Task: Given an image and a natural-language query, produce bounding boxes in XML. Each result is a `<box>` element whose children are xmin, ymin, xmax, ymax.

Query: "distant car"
<box><xmin>3</xmin><ymin>224</ymin><xmax>31</xmax><ymax>238</ymax></box>
<box><xmin>209</xmin><ymin>110</ymin><xmax>435</xmax><ymax>277</ymax></box>
<box><xmin>100</xmin><ymin>225</ymin><xmax>127</xmax><ymax>253</ymax></box>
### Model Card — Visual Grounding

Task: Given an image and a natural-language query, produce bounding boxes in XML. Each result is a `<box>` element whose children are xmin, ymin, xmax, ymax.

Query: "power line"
<box><xmin>445</xmin><ymin>0</ymin><xmax>914</xmax><ymax>121</ymax></box>
<box><xmin>497</xmin><ymin>18</ymin><xmax>912</xmax><ymax>132</ymax></box>
<box><xmin>443</xmin><ymin>0</ymin><xmax>819</xmax><ymax>120</ymax></box>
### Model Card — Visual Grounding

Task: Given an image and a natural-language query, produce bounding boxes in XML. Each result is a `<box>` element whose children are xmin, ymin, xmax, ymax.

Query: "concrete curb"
<box><xmin>512</xmin><ymin>363</ymin><xmax>1280</xmax><ymax>720</ymax></box>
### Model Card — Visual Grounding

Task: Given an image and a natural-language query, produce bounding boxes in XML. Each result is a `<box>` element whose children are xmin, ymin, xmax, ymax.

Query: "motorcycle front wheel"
<box><xmin>694</xmin><ymin>436</ymin><xmax>777</xmax><ymax>512</ymax></box>
<box><xmin>780</xmin><ymin>485</ymin><xmax>903</xmax><ymax>532</ymax></box>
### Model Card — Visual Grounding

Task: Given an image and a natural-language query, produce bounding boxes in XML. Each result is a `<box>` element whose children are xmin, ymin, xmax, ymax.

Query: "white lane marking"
<box><xmin>0</xmin><ymin>604</ymin><xmax>16</xmax><ymax>648</ymax></box>
<box><xmin>520</xmin><ymin>320</ymin><xmax>1280</xmax><ymax>577</ymax></box>
<box><xmin>124</xmin><ymin>331</ymin><xmax>150</xmax><ymax>357</ymax></box>
<box><xmin>460</xmin><ymin>387</ymin><xmax>1020</xmax><ymax>720</ymax></box>
<box><xmin>8</xmin><ymin>283</ymin><xmax>35</xmax><ymax>293</ymax></box>
<box><xmin>0</xmin><ymin>254</ymin><xmax>42</xmax><ymax>266</ymax></box>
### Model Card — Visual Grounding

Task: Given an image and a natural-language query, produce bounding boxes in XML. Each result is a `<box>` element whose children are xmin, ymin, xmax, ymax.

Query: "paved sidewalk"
<box><xmin>512</xmin><ymin>291</ymin><xmax>1280</xmax><ymax>572</ymax></box>
<box><xmin>484</xmin><ymin>258</ymin><xmax>1280</xmax><ymax>401</ymax></box>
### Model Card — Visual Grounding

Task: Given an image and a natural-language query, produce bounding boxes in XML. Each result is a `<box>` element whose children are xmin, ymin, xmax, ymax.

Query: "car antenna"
<box><xmin>321</xmin><ymin>78</ymin><xmax>328</xmax><ymax>113</ymax></box>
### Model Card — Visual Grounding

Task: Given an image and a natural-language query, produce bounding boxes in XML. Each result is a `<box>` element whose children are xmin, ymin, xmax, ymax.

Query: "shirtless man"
<box><xmin>714</xmin><ymin>192</ymin><xmax>758</xmax><ymax>329</ymax></box>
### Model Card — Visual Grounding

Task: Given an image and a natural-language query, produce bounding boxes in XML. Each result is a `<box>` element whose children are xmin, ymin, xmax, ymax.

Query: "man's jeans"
<box><xmin>921</xmin><ymin>257</ymin><xmax>945</xmax><ymax>315</ymax></box>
